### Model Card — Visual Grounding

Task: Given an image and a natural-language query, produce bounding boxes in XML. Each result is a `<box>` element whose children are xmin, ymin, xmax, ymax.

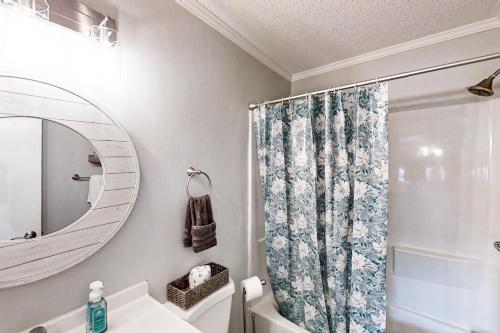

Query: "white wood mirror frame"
<box><xmin>0</xmin><ymin>75</ymin><xmax>140</xmax><ymax>288</ymax></box>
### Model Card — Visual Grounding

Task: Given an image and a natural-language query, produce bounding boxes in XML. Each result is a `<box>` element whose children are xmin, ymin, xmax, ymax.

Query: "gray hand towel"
<box><xmin>183</xmin><ymin>195</ymin><xmax>217</xmax><ymax>253</ymax></box>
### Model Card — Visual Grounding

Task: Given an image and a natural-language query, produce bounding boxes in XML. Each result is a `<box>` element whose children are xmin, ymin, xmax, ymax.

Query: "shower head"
<box><xmin>468</xmin><ymin>77</ymin><xmax>494</xmax><ymax>96</ymax></box>
<box><xmin>468</xmin><ymin>68</ymin><xmax>500</xmax><ymax>97</ymax></box>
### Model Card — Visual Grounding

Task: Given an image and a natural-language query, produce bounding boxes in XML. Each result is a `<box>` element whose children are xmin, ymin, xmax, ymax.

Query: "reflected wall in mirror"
<box><xmin>0</xmin><ymin>117</ymin><xmax>103</xmax><ymax>241</ymax></box>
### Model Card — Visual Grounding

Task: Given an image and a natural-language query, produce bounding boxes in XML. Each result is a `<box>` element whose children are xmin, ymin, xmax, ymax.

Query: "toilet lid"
<box><xmin>164</xmin><ymin>278</ymin><xmax>235</xmax><ymax>322</ymax></box>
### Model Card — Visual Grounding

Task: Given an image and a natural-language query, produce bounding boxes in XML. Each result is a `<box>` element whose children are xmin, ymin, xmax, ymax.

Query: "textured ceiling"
<box><xmin>197</xmin><ymin>0</ymin><xmax>500</xmax><ymax>76</ymax></box>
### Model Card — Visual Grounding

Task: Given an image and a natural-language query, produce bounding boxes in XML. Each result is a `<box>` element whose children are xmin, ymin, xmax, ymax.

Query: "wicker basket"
<box><xmin>167</xmin><ymin>262</ymin><xmax>229</xmax><ymax>309</ymax></box>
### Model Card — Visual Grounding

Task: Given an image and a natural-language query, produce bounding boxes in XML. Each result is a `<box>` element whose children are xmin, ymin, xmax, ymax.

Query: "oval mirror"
<box><xmin>0</xmin><ymin>117</ymin><xmax>103</xmax><ymax>241</ymax></box>
<box><xmin>0</xmin><ymin>76</ymin><xmax>139</xmax><ymax>288</ymax></box>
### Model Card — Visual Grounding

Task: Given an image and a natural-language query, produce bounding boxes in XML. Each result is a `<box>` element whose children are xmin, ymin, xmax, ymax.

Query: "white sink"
<box><xmin>22</xmin><ymin>282</ymin><xmax>201</xmax><ymax>333</ymax></box>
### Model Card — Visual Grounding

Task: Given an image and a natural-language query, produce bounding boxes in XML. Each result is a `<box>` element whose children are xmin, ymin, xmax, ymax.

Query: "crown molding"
<box><xmin>177</xmin><ymin>0</ymin><xmax>500</xmax><ymax>83</ymax></box>
<box><xmin>176</xmin><ymin>0</ymin><xmax>292</xmax><ymax>80</ymax></box>
<box><xmin>292</xmin><ymin>16</ymin><xmax>500</xmax><ymax>81</ymax></box>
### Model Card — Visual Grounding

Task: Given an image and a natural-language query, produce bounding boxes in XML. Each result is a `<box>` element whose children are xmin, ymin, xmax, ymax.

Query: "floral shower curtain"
<box><xmin>253</xmin><ymin>84</ymin><xmax>389</xmax><ymax>333</ymax></box>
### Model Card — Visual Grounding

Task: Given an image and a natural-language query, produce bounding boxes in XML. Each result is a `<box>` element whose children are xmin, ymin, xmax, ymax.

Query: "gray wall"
<box><xmin>0</xmin><ymin>1</ymin><xmax>290</xmax><ymax>332</ymax></box>
<box><xmin>42</xmin><ymin>120</ymin><xmax>102</xmax><ymax>235</ymax></box>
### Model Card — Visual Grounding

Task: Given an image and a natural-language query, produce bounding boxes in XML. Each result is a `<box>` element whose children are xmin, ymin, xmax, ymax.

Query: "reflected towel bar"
<box><xmin>72</xmin><ymin>174</ymin><xmax>90</xmax><ymax>181</ymax></box>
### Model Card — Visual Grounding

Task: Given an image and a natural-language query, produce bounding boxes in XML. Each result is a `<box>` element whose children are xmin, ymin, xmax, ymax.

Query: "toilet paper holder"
<box><xmin>242</xmin><ymin>278</ymin><xmax>266</xmax><ymax>333</ymax></box>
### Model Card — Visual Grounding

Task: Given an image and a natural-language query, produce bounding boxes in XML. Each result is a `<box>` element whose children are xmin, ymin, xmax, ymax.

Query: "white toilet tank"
<box><xmin>164</xmin><ymin>278</ymin><xmax>235</xmax><ymax>333</ymax></box>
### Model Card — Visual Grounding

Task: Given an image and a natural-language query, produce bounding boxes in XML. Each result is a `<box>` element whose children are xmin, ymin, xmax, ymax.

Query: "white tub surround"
<box><xmin>22</xmin><ymin>282</ymin><xmax>200</xmax><ymax>333</ymax></box>
<box><xmin>249</xmin><ymin>293</ymin><xmax>308</xmax><ymax>333</ymax></box>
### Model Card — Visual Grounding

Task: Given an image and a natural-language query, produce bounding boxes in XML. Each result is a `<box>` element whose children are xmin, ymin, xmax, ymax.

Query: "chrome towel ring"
<box><xmin>186</xmin><ymin>167</ymin><xmax>212</xmax><ymax>198</ymax></box>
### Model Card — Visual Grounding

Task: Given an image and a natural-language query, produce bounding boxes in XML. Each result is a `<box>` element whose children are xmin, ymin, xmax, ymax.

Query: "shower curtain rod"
<box><xmin>248</xmin><ymin>52</ymin><xmax>500</xmax><ymax>110</ymax></box>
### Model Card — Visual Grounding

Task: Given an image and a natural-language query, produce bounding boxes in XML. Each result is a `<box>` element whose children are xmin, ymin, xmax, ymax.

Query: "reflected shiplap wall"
<box><xmin>0</xmin><ymin>1</ymin><xmax>290</xmax><ymax>332</ymax></box>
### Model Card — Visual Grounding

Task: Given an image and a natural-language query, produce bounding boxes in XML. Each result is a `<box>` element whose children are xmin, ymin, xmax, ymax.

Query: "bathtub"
<box><xmin>248</xmin><ymin>293</ymin><xmax>470</xmax><ymax>333</ymax></box>
<box><xmin>249</xmin><ymin>293</ymin><xmax>308</xmax><ymax>333</ymax></box>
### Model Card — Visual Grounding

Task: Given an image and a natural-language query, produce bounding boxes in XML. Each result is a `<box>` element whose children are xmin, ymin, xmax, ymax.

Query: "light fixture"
<box><xmin>0</xmin><ymin>0</ymin><xmax>49</xmax><ymax>20</ymax></box>
<box><xmin>0</xmin><ymin>0</ymin><xmax>118</xmax><ymax>46</ymax></box>
<box><xmin>89</xmin><ymin>16</ymin><xmax>118</xmax><ymax>46</ymax></box>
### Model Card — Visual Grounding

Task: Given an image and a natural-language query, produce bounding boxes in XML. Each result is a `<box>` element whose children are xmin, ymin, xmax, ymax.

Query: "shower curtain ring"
<box><xmin>376</xmin><ymin>77</ymin><xmax>379</xmax><ymax>86</ymax></box>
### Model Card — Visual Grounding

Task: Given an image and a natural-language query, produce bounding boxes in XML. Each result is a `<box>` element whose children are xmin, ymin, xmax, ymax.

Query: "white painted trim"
<box><xmin>175</xmin><ymin>0</ymin><xmax>291</xmax><ymax>80</ymax></box>
<box><xmin>247</xmin><ymin>111</ymin><xmax>253</xmax><ymax>277</ymax></box>
<box><xmin>292</xmin><ymin>16</ymin><xmax>500</xmax><ymax>81</ymax></box>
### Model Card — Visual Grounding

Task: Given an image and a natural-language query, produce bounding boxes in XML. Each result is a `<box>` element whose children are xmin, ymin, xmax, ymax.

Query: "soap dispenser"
<box><xmin>86</xmin><ymin>281</ymin><xmax>107</xmax><ymax>333</ymax></box>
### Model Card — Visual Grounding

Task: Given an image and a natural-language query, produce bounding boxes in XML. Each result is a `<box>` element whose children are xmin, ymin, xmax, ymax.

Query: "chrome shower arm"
<box><xmin>490</xmin><ymin>68</ymin><xmax>500</xmax><ymax>79</ymax></box>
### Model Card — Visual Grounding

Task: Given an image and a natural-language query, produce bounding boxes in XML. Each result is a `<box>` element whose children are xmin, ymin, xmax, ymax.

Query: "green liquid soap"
<box><xmin>86</xmin><ymin>281</ymin><xmax>107</xmax><ymax>333</ymax></box>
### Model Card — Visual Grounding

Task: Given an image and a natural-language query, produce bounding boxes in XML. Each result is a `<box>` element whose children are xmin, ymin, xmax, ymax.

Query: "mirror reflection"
<box><xmin>0</xmin><ymin>117</ymin><xmax>103</xmax><ymax>241</ymax></box>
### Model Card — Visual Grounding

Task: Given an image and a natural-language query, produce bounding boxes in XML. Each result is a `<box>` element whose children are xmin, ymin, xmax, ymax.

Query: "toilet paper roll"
<box><xmin>241</xmin><ymin>276</ymin><xmax>264</xmax><ymax>302</ymax></box>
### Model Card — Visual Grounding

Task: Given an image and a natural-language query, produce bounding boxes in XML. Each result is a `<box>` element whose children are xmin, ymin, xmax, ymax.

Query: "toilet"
<box><xmin>164</xmin><ymin>278</ymin><xmax>235</xmax><ymax>333</ymax></box>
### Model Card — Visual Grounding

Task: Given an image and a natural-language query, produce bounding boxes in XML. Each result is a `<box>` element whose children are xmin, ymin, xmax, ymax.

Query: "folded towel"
<box><xmin>87</xmin><ymin>175</ymin><xmax>103</xmax><ymax>206</ymax></box>
<box><xmin>192</xmin><ymin>221</ymin><xmax>217</xmax><ymax>253</ymax></box>
<box><xmin>184</xmin><ymin>195</ymin><xmax>217</xmax><ymax>253</ymax></box>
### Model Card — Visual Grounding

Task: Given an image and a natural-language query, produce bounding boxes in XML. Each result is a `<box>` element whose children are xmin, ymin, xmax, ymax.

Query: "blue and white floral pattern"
<box><xmin>253</xmin><ymin>84</ymin><xmax>388</xmax><ymax>333</ymax></box>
